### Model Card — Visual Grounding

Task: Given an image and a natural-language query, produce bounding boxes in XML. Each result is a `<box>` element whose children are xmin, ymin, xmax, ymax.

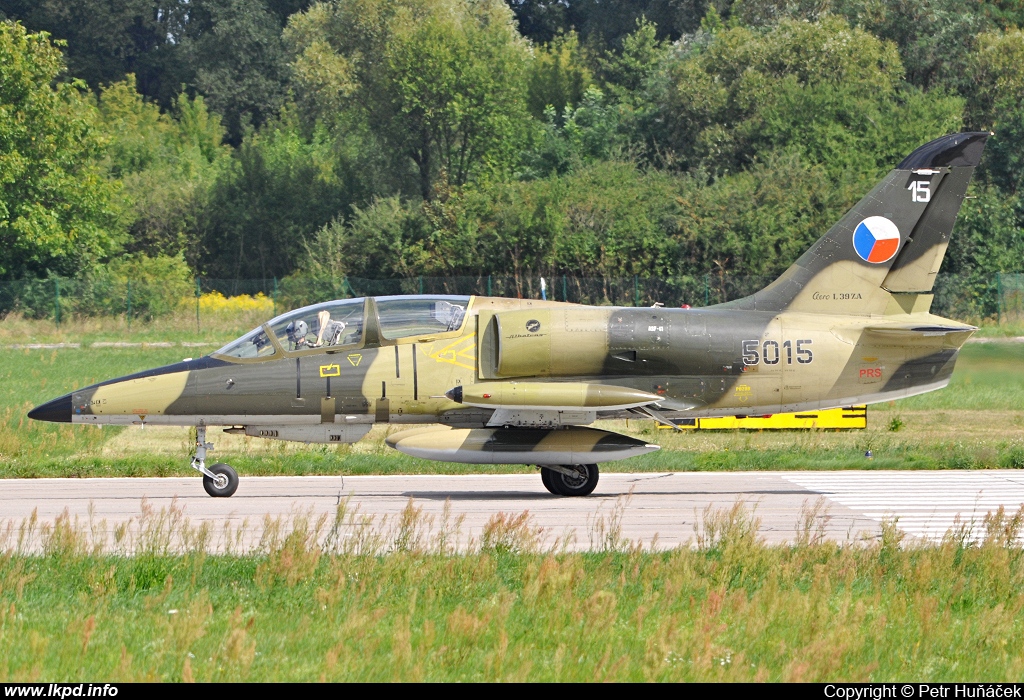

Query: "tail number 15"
<box><xmin>742</xmin><ymin>339</ymin><xmax>813</xmax><ymax>366</ymax></box>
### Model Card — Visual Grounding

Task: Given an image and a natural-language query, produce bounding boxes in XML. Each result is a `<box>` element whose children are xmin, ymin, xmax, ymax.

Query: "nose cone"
<box><xmin>28</xmin><ymin>393</ymin><xmax>73</xmax><ymax>423</ymax></box>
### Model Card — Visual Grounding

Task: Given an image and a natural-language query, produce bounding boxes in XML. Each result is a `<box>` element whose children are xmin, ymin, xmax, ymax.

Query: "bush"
<box><xmin>75</xmin><ymin>254</ymin><xmax>194</xmax><ymax>320</ymax></box>
<box><xmin>1000</xmin><ymin>445</ymin><xmax>1024</xmax><ymax>469</ymax></box>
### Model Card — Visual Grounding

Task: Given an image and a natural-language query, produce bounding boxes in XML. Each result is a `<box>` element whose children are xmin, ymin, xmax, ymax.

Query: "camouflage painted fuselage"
<box><xmin>53</xmin><ymin>293</ymin><xmax>972</xmax><ymax>431</ymax></box>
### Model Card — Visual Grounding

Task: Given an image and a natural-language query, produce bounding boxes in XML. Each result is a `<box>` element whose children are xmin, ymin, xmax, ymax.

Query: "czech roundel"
<box><xmin>852</xmin><ymin>216</ymin><xmax>901</xmax><ymax>264</ymax></box>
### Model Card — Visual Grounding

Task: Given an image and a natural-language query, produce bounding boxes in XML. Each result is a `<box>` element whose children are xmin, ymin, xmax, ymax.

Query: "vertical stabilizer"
<box><xmin>726</xmin><ymin>133</ymin><xmax>989</xmax><ymax>316</ymax></box>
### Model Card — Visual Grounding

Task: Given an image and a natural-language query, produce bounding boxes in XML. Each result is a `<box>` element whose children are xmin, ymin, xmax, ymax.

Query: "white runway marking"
<box><xmin>784</xmin><ymin>471</ymin><xmax>1024</xmax><ymax>541</ymax></box>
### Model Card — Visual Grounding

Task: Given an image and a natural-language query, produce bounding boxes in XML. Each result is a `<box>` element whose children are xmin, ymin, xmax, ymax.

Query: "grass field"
<box><xmin>2</xmin><ymin>340</ymin><xmax>1024</xmax><ymax>478</ymax></box>
<box><xmin>4</xmin><ymin>325</ymin><xmax>1024</xmax><ymax>681</ymax></box>
<box><xmin>2</xmin><ymin>501</ymin><xmax>1024</xmax><ymax>681</ymax></box>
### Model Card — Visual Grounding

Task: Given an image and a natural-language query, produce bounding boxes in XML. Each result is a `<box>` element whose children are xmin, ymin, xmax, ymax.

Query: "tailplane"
<box><xmin>727</xmin><ymin>132</ymin><xmax>990</xmax><ymax>316</ymax></box>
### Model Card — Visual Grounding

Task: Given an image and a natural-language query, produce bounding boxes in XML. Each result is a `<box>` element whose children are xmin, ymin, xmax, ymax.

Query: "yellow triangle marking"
<box><xmin>430</xmin><ymin>333</ymin><xmax>476</xmax><ymax>370</ymax></box>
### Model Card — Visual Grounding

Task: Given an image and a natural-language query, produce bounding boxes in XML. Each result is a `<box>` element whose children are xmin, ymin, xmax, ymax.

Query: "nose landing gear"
<box><xmin>191</xmin><ymin>425</ymin><xmax>239</xmax><ymax>497</ymax></box>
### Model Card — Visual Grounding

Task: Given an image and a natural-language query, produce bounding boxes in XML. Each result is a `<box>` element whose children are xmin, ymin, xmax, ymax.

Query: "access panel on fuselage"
<box><xmin>191</xmin><ymin>358</ymin><xmax>297</xmax><ymax>417</ymax></box>
<box><xmin>297</xmin><ymin>349</ymin><xmax>378</xmax><ymax>416</ymax></box>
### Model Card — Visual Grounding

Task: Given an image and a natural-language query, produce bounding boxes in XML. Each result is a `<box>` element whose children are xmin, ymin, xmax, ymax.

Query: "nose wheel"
<box><xmin>202</xmin><ymin>463</ymin><xmax>239</xmax><ymax>497</ymax></box>
<box><xmin>191</xmin><ymin>426</ymin><xmax>239</xmax><ymax>497</ymax></box>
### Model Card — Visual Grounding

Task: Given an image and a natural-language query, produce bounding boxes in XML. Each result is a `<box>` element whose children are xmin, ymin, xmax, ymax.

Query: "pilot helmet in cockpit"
<box><xmin>285</xmin><ymin>320</ymin><xmax>309</xmax><ymax>347</ymax></box>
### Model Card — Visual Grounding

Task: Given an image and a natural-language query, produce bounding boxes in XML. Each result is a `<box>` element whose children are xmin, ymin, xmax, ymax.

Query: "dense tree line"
<box><xmin>1</xmin><ymin>0</ymin><xmax>1023</xmax><ymax>306</ymax></box>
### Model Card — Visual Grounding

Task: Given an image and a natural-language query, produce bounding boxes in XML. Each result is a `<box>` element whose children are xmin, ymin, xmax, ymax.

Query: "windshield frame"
<box><xmin>212</xmin><ymin>299</ymin><xmax>368</xmax><ymax>362</ymax></box>
<box><xmin>210</xmin><ymin>324</ymin><xmax>285</xmax><ymax>363</ymax></box>
<box><xmin>271</xmin><ymin>298</ymin><xmax>368</xmax><ymax>357</ymax></box>
<box><xmin>210</xmin><ymin>295</ymin><xmax>477</xmax><ymax>362</ymax></box>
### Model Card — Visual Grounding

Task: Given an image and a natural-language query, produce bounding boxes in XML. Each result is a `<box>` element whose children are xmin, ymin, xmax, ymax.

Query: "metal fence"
<box><xmin>0</xmin><ymin>272</ymin><xmax>1019</xmax><ymax>326</ymax></box>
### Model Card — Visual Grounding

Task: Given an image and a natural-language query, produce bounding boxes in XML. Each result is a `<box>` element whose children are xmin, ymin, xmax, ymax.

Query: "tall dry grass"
<box><xmin>1</xmin><ymin>500</ymin><xmax>1024</xmax><ymax>681</ymax></box>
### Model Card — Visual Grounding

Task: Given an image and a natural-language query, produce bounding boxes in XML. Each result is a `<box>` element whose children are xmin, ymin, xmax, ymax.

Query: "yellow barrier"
<box><xmin>660</xmin><ymin>406</ymin><xmax>867</xmax><ymax>430</ymax></box>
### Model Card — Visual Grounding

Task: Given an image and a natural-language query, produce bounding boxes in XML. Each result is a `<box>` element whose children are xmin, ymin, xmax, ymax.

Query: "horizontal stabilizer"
<box><xmin>863</xmin><ymin>324</ymin><xmax>977</xmax><ymax>337</ymax></box>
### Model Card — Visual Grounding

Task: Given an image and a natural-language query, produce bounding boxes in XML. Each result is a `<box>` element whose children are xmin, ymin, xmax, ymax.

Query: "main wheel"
<box><xmin>203</xmin><ymin>463</ymin><xmax>239</xmax><ymax>498</ymax></box>
<box><xmin>540</xmin><ymin>467</ymin><xmax>560</xmax><ymax>495</ymax></box>
<box><xmin>549</xmin><ymin>464</ymin><xmax>599</xmax><ymax>497</ymax></box>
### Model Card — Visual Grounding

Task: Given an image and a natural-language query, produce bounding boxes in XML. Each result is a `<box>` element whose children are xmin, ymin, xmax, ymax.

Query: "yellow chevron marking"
<box><xmin>429</xmin><ymin>333</ymin><xmax>477</xmax><ymax>370</ymax></box>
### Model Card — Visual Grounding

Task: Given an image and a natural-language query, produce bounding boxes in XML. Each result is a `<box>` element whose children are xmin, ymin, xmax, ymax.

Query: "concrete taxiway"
<box><xmin>4</xmin><ymin>471</ymin><xmax>1024</xmax><ymax>552</ymax></box>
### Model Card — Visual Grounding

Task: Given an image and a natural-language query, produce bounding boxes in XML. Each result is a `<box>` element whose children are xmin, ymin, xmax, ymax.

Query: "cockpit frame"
<box><xmin>211</xmin><ymin>295</ymin><xmax>475</xmax><ymax>364</ymax></box>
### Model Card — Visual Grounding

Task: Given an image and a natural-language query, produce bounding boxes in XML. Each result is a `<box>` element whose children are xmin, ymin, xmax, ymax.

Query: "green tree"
<box><xmin>524</xmin><ymin>86</ymin><xmax>623</xmax><ymax>176</ymax></box>
<box><xmin>74</xmin><ymin>252</ymin><xmax>194</xmax><ymax>318</ymax></box>
<box><xmin>725</xmin><ymin>0</ymin><xmax>829</xmax><ymax>28</ymax></box>
<box><xmin>0</xmin><ymin>0</ymin><xmax>172</xmax><ymax>100</ymax></box>
<box><xmin>286</xmin><ymin>0</ymin><xmax>533</xmax><ymax>200</ymax></box>
<box><xmin>968</xmin><ymin>30</ymin><xmax>1024</xmax><ymax>131</ymax></box>
<box><xmin>198</xmin><ymin>109</ymin><xmax>386</xmax><ymax>278</ymax></box>
<box><xmin>505</xmin><ymin>0</ymin><xmax>705</xmax><ymax>46</ymax></box>
<box><xmin>596</xmin><ymin>17</ymin><xmax>668</xmax><ymax>104</ymax></box>
<box><xmin>964</xmin><ymin>30</ymin><xmax>1024</xmax><ymax>196</ymax></box>
<box><xmin>648</xmin><ymin>17</ymin><xmax>963</xmax><ymax>178</ymax></box>
<box><xmin>665</xmin><ymin>151</ymin><xmax>846</xmax><ymax>284</ymax></box>
<box><xmin>0</xmin><ymin>21</ymin><xmax>124</xmax><ymax>278</ymax></box>
<box><xmin>938</xmin><ymin>184</ymin><xmax>1024</xmax><ymax>318</ymax></box>
<box><xmin>181</xmin><ymin>0</ymin><xmax>294</xmax><ymax>144</ymax></box>
<box><xmin>445</xmin><ymin>160</ymin><xmax>681</xmax><ymax>284</ymax></box>
<box><xmin>526</xmin><ymin>31</ymin><xmax>592</xmax><ymax>121</ymax></box>
<box><xmin>96</xmin><ymin>76</ymin><xmax>231</xmax><ymax>260</ymax></box>
<box><xmin>296</xmin><ymin>197</ymin><xmax>429</xmax><ymax>283</ymax></box>
<box><xmin>833</xmin><ymin>0</ymin><xmax>990</xmax><ymax>93</ymax></box>
<box><xmin>2</xmin><ymin>1</ymin><xmax>309</xmax><ymax>138</ymax></box>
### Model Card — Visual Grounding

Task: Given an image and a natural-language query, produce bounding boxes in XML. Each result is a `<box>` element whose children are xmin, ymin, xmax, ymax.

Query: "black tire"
<box><xmin>549</xmin><ymin>464</ymin><xmax>599</xmax><ymax>497</ymax></box>
<box><xmin>203</xmin><ymin>463</ymin><xmax>239</xmax><ymax>498</ymax></box>
<box><xmin>540</xmin><ymin>467</ymin><xmax>560</xmax><ymax>495</ymax></box>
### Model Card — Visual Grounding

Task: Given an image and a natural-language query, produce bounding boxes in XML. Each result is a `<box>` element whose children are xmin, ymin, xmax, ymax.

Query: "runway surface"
<box><xmin>4</xmin><ymin>471</ymin><xmax>1024</xmax><ymax>552</ymax></box>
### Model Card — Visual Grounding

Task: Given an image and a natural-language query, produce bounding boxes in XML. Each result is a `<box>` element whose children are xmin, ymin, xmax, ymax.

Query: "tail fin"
<box><xmin>728</xmin><ymin>132</ymin><xmax>990</xmax><ymax>316</ymax></box>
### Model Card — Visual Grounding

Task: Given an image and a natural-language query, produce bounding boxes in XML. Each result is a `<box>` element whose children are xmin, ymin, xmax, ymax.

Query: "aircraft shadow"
<box><xmin>399</xmin><ymin>489</ymin><xmax>813</xmax><ymax>501</ymax></box>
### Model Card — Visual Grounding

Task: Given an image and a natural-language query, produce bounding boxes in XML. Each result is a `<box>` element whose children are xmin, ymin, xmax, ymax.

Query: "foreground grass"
<box><xmin>2</xmin><ymin>502</ymin><xmax>1024</xmax><ymax>681</ymax></box>
<box><xmin>3</xmin><ymin>342</ymin><xmax>1024</xmax><ymax>477</ymax></box>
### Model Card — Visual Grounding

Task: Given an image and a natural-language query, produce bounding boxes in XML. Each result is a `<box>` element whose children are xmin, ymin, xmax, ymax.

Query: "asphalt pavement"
<box><xmin>5</xmin><ymin>471</ymin><xmax>1024</xmax><ymax>552</ymax></box>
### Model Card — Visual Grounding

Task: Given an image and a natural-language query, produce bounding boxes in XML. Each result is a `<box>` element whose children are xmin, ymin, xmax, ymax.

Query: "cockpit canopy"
<box><xmin>214</xmin><ymin>295</ymin><xmax>469</xmax><ymax>360</ymax></box>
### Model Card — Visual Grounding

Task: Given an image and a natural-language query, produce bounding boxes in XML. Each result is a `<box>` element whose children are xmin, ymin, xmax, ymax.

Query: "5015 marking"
<box><xmin>742</xmin><ymin>339</ymin><xmax>813</xmax><ymax>366</ymax></box>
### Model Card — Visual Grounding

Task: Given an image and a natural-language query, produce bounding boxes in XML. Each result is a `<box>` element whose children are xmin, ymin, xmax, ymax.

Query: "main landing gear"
<box><xmin>191</xmin><ymin>425</ymin><xmax>239</xmax><ymax>497</ymax></box>
<box><xmin>539</xmin><ymin>464</ymin><xmax>599</xmax><ymax>497</ymax></box>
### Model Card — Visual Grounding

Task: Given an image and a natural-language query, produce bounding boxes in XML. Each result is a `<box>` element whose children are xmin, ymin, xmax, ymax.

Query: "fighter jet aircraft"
<box><xmin>29</xmin><ymin>132</ymin><xmax>990</xmax><ymax>498</ymax></box>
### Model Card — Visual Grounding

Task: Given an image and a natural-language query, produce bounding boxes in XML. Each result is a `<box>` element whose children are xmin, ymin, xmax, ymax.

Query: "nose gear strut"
<box><xmin>190</xmin><ymin>425</ymin><xmax>239</xmax><ymax>497</ymax></box>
